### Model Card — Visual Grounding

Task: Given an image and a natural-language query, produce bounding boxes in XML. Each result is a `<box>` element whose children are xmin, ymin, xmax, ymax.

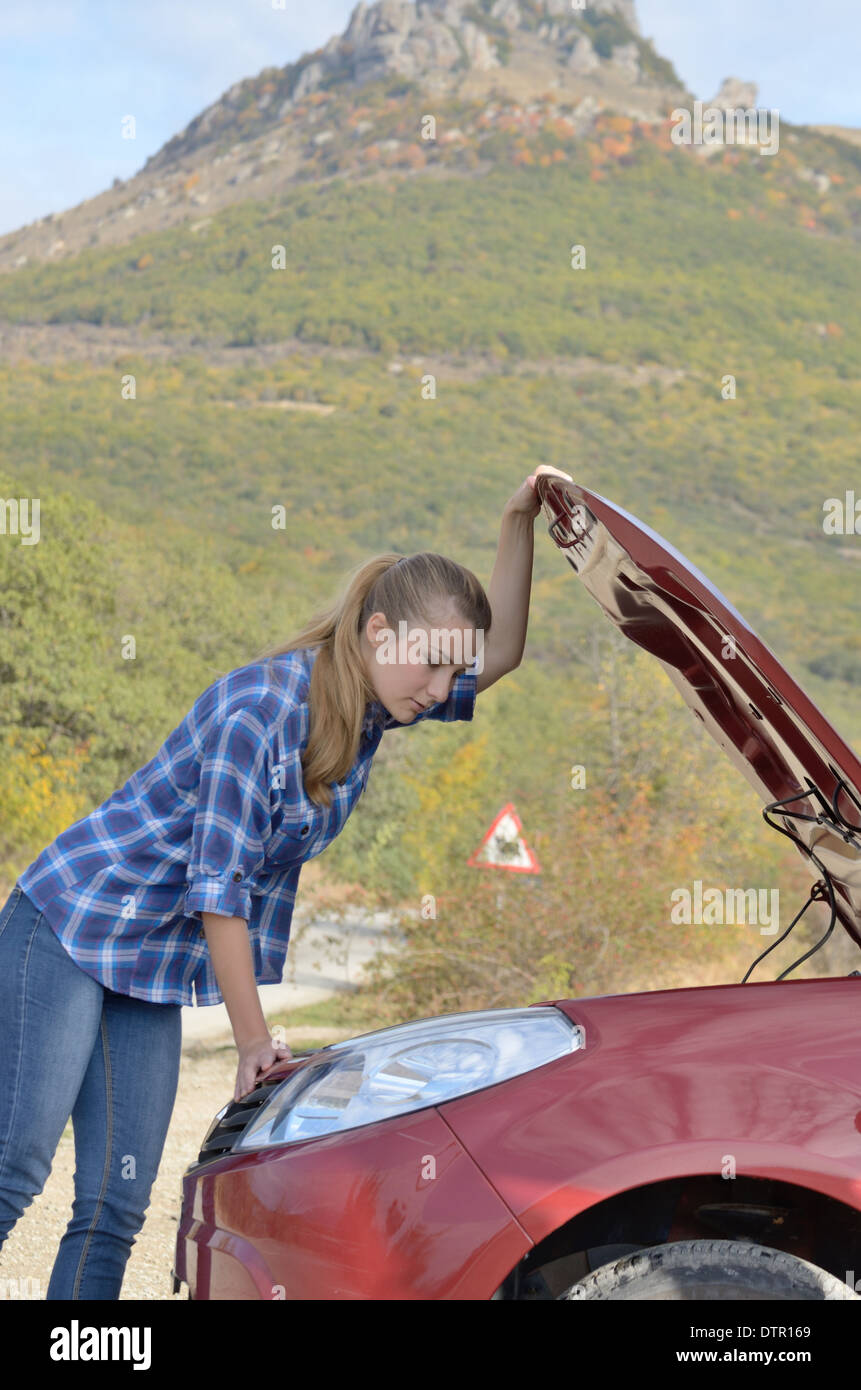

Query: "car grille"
<box><xmin>192</xmin><ymin>1076</ymin><xmax>285</xmax><ymax>1166</ymax></box>
<box><xmin>192</xmin><ymin>1052</ymin><xmax>319</xmax><ymax>1167</ymax></box>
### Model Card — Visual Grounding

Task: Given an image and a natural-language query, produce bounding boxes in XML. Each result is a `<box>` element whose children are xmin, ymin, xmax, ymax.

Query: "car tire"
<box><xmin>558</xmin><ymin>1239</ymin><xmax>859</xmax><ymax>1300</ymax></box>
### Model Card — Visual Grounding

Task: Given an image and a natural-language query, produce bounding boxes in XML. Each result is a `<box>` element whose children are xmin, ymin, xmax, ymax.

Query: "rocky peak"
<box><xmin>133</xmin><ymin>1</ymin><xmax>686</xmax><ymax>179</ymax></box>
<box><xmin>284</xmin><ymin>0</ymin><xmax>672</xmax><ymax>111</ymax></box>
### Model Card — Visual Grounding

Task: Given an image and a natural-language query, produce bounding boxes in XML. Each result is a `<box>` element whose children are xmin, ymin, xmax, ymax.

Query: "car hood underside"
<box><xmin>537</xmin><ymin>478</ymin><xmax>861</xmax><ymax>955</ymax></box>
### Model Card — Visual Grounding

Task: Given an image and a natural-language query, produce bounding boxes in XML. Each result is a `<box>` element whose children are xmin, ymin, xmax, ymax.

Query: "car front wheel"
<box><xmin>559</xmin><ymin>1239</ymin><xmax>859</xmax><ymax>1300</ymax></box>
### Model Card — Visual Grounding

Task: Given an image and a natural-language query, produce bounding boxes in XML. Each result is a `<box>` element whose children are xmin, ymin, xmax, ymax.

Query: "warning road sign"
<box><xmin>467</xmin><ymin>802</ymin><xmax>540</xmax><ymax>874</ymax></box>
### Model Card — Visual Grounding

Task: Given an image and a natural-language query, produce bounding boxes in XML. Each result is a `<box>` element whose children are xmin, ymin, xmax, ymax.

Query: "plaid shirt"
<box><xmin>16</xmin><ymin>646</ymin><xmax>478</xmax><ymax>1006</ymax></box>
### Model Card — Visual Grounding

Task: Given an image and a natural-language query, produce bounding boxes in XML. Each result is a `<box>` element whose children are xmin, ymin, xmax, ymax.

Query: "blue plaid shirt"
<box><xmin>16</xmin><ymin>646</ymin><xmax>478</xmax><ymax>1006</ymax></box>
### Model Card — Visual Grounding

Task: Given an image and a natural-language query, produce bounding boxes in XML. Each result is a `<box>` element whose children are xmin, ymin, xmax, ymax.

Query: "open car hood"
<box><xmin>536</xmin><ymin>477</ymin><xmax>861</xmax><ymax>958</ymax></box>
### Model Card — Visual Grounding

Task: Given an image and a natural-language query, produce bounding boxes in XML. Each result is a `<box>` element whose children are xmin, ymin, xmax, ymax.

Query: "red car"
<box><xmin>173</xmin><ymin>480</ymin><xmax>861</xmax><ymax>1301</ymax></box>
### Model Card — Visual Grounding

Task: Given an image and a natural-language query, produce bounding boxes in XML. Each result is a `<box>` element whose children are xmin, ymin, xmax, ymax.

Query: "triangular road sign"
<box><xmin>467</xmin><ymin>802</ymin><xmax>540</xmax><ymax>873</ymax></box>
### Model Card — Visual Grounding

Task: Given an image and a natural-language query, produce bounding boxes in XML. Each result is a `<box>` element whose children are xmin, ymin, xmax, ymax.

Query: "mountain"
<box><xmin>0</xmin><ymin>0</ymin><xmax>693</xmax><ymax>271</ymax></box>
<box><xmin>4</xmin><ymin>0</ymin><xmax>856</xmax><ymax>277</ymax></box>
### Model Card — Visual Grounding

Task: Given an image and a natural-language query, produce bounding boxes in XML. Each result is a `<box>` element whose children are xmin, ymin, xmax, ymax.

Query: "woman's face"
<box><xmin>361</xmin><ymin>605</ymin><xmax>479</xmax><ymax>722</ymax></box>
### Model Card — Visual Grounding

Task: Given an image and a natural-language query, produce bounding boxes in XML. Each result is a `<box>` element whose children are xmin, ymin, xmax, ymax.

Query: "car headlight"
<box><xmin>233</xmin><ymin>1006</ymin><xmax>581</xmax><ymax>1152</ymax></box>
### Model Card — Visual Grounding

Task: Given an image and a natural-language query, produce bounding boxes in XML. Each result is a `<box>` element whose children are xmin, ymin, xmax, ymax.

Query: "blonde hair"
<box><xmin>250</xmin><ymin>551</ymin><xmax>492</xmax><ymax>808</ymax></box>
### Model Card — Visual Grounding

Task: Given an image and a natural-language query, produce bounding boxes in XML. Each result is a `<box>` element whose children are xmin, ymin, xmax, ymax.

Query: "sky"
<box><xmin>0</xmin><ymin>0</ymin><xmax>858</xmax><ymax>238</ymax></box>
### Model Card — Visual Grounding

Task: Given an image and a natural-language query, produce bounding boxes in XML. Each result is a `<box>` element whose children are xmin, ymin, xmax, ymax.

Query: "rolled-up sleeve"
<box><xmin>414</xmin><ymin>667</ymin><xmax>478</xmax><ymax>724</ymax></box>
<box><xmin>184</xmin><ymin>708</ymin><xmax>273</xmax><ymax>921</ymax></box>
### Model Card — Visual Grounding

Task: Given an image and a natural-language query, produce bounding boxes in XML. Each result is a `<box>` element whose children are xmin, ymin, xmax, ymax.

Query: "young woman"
<box><xmin>0</xmin><ymin>464</ymin><xmax>570</xmax><ymax>1300</ymax></box>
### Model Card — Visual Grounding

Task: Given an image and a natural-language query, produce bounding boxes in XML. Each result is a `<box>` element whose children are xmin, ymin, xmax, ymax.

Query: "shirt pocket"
<box><xmin>265</xmin><ymin>802</ymin><xmax>323</xmax><ymax>867</ymax></box>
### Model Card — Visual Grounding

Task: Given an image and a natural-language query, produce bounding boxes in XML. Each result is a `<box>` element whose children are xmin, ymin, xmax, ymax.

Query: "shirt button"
<box><xmin>232</xmin><ymin>870</ymin><xmax>242</xmax><ymax>881</ymax></box>
<box><xmin>301</xmin><ymin>825</ymin><xmax>309</xmax><ymax>836</ymax></box>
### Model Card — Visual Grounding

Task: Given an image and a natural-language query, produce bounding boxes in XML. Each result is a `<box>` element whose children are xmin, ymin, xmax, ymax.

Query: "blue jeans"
<box><xmin>0</xmin><ymin>883</ymin><xmax>182</xmax><ymax>1299</ymax></box>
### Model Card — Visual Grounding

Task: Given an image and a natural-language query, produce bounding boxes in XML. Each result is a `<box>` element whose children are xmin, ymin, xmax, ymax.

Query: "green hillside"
<box><xmin>3</xmin><ymin>89</ymin><xmax>860</xmax><ymax>1003</ymax></box>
